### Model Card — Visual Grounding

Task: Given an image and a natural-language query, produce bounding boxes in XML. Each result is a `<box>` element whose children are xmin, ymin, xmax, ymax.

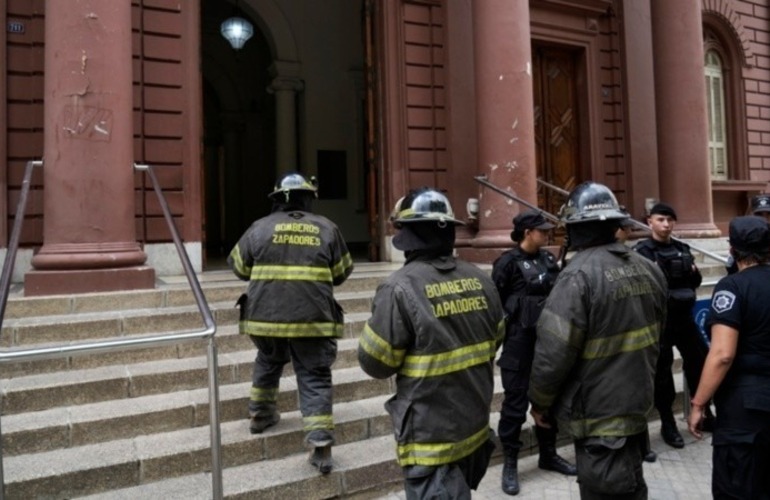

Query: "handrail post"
<box><xmin>135</xmin><ymin>163</ymin><xmax>223</xmax><ymax>500</ymax></box>
<box><xmin>0</xmin><ymin>159</ymin><xmax>42</xmax><ymax>500</ymax></box>
<box><xmin>0</xmin><ymin>161</ymin><xmax>221</xmax><ymax>499</ymax></box>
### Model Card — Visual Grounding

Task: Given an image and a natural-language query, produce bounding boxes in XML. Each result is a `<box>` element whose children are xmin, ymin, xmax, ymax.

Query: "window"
<box><xmin>705</xmin><ymin>50</ymin><xmax>727</xmax><ymax>180</ymax></box>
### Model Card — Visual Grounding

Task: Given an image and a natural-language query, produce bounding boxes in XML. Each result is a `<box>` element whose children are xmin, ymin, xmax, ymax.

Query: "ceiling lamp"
<box><xmin>220</xmin><ymin>7</ymin><xmax>253</xmax><ymax>50</ymax></box>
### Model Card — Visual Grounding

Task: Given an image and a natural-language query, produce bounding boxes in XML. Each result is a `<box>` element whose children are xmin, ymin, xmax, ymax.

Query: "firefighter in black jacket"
<box><xmin>359</xmin><ymin>188</ymin><xmax>505</xmax><ymax>499</ymax></box>
<box><xmin>492</xmin><ymin>210</ymin><xmax>576</xmax><ymax>496</ymax></box>
<box><xmin>228</xmin><ymin>173</ymin><xmax>354</xmax><ymax>474</ymax></box>
<box><xmin>633</xmin><ymin>202</ymin><xmax>712</xmax><ymax>450</ymax></box>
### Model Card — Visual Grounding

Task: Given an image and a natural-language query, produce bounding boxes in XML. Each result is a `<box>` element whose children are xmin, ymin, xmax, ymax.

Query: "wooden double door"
<box><xmin>533</xmin><ymin>45</ymin><xmax>584</xmax><ymax>225</ymax></box>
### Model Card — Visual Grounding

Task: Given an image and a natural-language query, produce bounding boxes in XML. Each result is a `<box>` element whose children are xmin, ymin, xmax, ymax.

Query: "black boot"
<box><xmin>536</xmin><ymin>425</ymin><xmax>577</xmax><ymax>476</ymax></box>
<box><xmin>661</xmin><ymin>417</ymin><xmax>684</xmax><ymax>448</ymax></box>
<box><xmin>501</xmin><ymin>450</ymin><xmax>520</xmax><ymax>495</ymax></box>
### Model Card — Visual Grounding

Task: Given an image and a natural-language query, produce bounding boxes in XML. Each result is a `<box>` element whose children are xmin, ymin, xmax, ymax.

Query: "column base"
<box><xmin>24</xmin><ymin>266</ymin><xmax>156</xmax><ymax>297</ymax></box>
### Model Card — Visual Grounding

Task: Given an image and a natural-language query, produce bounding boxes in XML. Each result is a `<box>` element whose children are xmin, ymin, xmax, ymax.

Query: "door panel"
<box><xmin>533</xmin><ymin>46</ymin><xmax>582</xmax><ymax>221</ymax></box>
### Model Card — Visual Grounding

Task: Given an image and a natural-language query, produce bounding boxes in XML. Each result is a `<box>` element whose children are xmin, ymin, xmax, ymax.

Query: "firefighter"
<box><xmin>530</xmin><ymin>181</ymin><xmax>667</xmax><ymax>499</ymax></box>
<box><xmin>633</xmin><ymin>203</ymin><xmax>714</xmax><ymax>449</ymax></box>
<box><xmin>492</xmin><ymin>210</ymin><xmax>576</xmax><ymax>496</ymax></box>
<box><xmin>358</xmin><ymin>187</ymin><xmax>505</xmax><ymax>499</ymax></box>
<box><xmin>228</xmin><ymin>172</ymin><xmax>354</xmax><ymax>474</ymax></box>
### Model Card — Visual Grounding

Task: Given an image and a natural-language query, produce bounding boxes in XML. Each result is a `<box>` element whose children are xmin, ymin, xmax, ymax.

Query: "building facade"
<box><xmin>1</xmin><ymin>0</ymin><xmax>769</xmax><ymax>294</ymax></box>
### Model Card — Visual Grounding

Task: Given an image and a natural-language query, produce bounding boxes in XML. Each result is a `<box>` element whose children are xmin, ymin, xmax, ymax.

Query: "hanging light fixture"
<box><xmin>220</xmin><ymin>0</ymin><xmax>254</xmax><ymax>50</ymax></box>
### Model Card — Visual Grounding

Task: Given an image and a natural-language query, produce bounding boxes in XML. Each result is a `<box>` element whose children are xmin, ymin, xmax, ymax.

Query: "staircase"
<box><xmin>0</xmin><ymin>248</ymin><xmax>728</xmax><ymax>499</ymax></box>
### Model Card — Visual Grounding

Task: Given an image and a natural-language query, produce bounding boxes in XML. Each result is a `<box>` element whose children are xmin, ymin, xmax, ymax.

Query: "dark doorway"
<box><xmin>201</xmin><ymin>1</ymin><xmax>276</xmax><ymax>268</ymax></box>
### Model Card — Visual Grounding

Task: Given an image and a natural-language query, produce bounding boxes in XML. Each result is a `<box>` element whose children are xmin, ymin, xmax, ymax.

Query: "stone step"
<box><xmin>1</xmin><ymin>290</ymin><xmax>374</xmax><ymax>346</ymax></box>
<box><xmin>1</xmin><ymin>264</ymin><xmax>394</xmax><ymax>321</ymax></box>
<box><xmin>0</xmin><ymin>311</ymin><xmax>372</xmax><ymax>378</ymax></box>
<box><xmin>0</xmin><ymin>336</ymin><xmax>390</xmax><ymax>416</ymax></box>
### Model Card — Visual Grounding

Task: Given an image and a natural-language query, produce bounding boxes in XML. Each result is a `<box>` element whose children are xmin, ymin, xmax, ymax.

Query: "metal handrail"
<box><xmin>536</xmin><ymin>178</ymin><xmax>729</xmax><ymax>265</ymax></box>
<box><xmin>0</xmin><ymin>161</ymin><xmax>223</xmax><ymax>499</ymax></box>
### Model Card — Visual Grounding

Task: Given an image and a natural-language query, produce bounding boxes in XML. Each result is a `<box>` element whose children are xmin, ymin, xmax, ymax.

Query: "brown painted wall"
<box><xmin>2</xmin><ymin>0</ymin><xmax>201</xmax><ymax>249</ymax></box>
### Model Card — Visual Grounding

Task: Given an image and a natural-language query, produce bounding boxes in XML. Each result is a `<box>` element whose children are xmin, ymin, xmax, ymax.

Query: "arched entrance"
<box><xmin>200</xmin><ymin>0</ymin><xmax>372</xmax><ymax>267</ymax></box>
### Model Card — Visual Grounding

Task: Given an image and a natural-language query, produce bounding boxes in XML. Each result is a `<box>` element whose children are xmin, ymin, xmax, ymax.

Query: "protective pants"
<box><xmin>574</xmin><ymin>431</ymin><xmax>648</xmax><ymax>499</ymax></box>
<box><xmin>654</xmin><ymin>312</ymin><xmax>708</xmax><ymax>420</ymax></box>
<box><xmin>249</xmin><ymin>336</ymin><xmax>337</xmax><ymax>443</ymax></box>
<box><xmin>403</xmin><ymin>433</ymin><xmax>496</xmax><ymax>500</ymax></box>
<box><xmin>498</xmin><ymin>327</ymin><xmax>558</xmax><ymax>453</ymax></box>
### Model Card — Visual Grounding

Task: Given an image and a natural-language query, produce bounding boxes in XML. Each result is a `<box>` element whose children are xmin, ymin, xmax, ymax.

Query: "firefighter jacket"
<box><xmin>358</xmin><ymin>255</ymin><xmax>505</xmax><ymax>467</ymax></box>
<box><xmin>633</xmin><ymin>238</ymin><xmax>701</xmax><ymax>313</ymax></box>
<box><xmin>529</xmin><ymin>242</ymin><xmax>668</xmax><ymax>440</ymax></box>
<box><xmin>228</xmin><ymin>209</ymin><xmax>354</xmax><ymax>338</ymax></box>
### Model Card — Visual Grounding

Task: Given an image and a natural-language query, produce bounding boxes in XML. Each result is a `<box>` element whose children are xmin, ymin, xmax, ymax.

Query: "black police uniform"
<box><xmin>706</xmin><ymin>262</ymin><xmax>770</xmax><ymax>498</ymax></box>
<box><xmin>633</xmin><ymin>238</ymin><xmax>709</xmax><ymax>429</ymax></box>
<box><xmin>492</xmin><ymin>246</ymin><xmax>559</xmax><ymax>454</ymax></box>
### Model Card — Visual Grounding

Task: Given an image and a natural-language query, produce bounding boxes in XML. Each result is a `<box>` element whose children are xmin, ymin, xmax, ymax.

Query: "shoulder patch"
<box><xmin>711</xmin><ymin>290</ymin><xmax>736</xmax><ymax>314</ymax></box>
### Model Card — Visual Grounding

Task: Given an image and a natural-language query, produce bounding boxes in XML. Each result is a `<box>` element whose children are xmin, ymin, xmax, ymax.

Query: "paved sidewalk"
<box><xmin>378</xmin><ymin>415</ymin><xmax>714</xmax><ymax>499</ymax></box>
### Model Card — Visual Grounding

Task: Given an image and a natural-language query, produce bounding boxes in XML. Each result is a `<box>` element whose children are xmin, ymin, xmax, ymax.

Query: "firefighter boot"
<box><xmin>501</xmin><ymin>450</ymin><xmax>520</xmax><ymax>495</ymax></box>
<box><xmin>309</xmin><ymin>445</ymin><xmax>333</xmax><ymax>474</ymax></box>
<box><xmin>249</xmin><ymin>410</ymin><xmax>280</xmax><ymax>434</ymax></box>
<box><xmin>536</xmin><ymin>426</ymin><xmax>577</xmax><ymax>476</ymax></box>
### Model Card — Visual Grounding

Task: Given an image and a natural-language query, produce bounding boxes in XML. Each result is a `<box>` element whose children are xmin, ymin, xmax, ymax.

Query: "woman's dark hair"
<box><xmin>730</xmin><ymin>247</ymin><xmax>770</xmax><ymax>266</ymax></box>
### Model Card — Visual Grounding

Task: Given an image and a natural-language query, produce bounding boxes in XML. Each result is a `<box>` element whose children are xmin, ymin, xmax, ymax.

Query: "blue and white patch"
<box><xmin>711</xmin><ymin>290</ymin><xmax>736</xmax><ymax>314</ymax></box>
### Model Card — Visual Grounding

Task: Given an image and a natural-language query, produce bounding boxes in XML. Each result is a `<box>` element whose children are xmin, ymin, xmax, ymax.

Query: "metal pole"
<box><xmin>535</xmin><ymin>178</ymin><xmax>728</xmax><ymax>264</ymax></box>
<box><xmin>0</xmin><ymin>159</ymin><xmax>41</xmax><ymax>500</ymax></box>
<box><xmin>474</xmin><ymin>175</ymin><xmax>560</xmax><ymax>223</ymax></box>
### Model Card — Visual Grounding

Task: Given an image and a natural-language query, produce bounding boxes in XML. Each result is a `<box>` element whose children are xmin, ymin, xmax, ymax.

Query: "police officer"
<box><xmin>633</xmin><ymin>203</ymin><xmax>712</xmax><ymax>449</ymax></box>
<box><xmin>358</xmin><ymin>188</ymin><xmax>505</xmax><ymax>499</ymax></box>
<box><xmin>492</xmin><ymin>210</ymin><xmax>576</xmax><ymax>495</ymax></box>
<box><xmin>530</xmin><ymin>182</ymin><xmax>667</xmax><ymax>499</ymax></box>
<box><xmin>750</xmin><ymin>193</ymin><xmax>770</xmax><ymax>222</ymax></box>
<box><xmin>688</xmin><ymin>216</ymin><xmax>770</xmax><ymax>498</ymax></box>
<box><xmin>228</xmin><ymin>173</ymin><xmax>354</xmax><ymax>474</ymax></box>
<box><xmin>725</xmin><ymin>194</ymin><xmax>770</xmax><ymax>274</ymax></box>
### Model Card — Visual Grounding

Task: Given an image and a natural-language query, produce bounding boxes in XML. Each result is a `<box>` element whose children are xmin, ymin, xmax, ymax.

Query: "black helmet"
<box><xmin>269</xmin><ymin>173</ymin><xmax>318</xmax><ymax>201</ymax></box>
<box><xmin>392</xmin><ymin>188</ymin><xmax>464</xmax><ymax>228</ymax></box>
<box><xmin>559</xmin><ymin>181</ymin><xmax>628</xmax><ymax>225</ymax></box>
<box><xmin>751</xmin><ymin>194</ymin><xmax>770</xmax><ymax>214</ymax></box>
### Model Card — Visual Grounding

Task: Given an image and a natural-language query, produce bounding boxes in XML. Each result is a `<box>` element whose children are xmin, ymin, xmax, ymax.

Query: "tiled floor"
<box><xmin>377</xmin><ymin>416</ymin><xmax>714</xmax><ymax>499</ymax></box>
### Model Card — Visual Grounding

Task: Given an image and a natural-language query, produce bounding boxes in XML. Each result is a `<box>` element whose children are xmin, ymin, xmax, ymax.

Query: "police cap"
<box><xmin>729</xmin><ymin>216</ymin><xmax>770</xmax><ymax>252</ymax></box>
<box><xmin>751</xmin><ymin>194</ymin><xmax>770</xmax><ymax>214</ymax></box>
<box><xmin>513</xmin><ymin>210</ymin><xmax>555</xmax><ymax>231</ymax></box>
<box><xmin>649</xmin><ymin>202</ymin><xmax>677</xmax><ymax>221</ymax></box>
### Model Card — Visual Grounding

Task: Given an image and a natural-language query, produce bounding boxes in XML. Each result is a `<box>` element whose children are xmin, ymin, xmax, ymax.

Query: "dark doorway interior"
<box><xmin>201</xmin><ymin>1</ymin><xmax>275</xmax><ymax>268</ymax></box>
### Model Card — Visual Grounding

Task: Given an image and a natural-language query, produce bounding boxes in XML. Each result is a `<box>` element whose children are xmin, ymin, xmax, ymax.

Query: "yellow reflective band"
<box><xmin>582</xmin><ymin>325</ymin><xmax>658</xmax><ymax>360</ymax></box>
<box><xmin>250</xmin><ymin>265</ymin><xmax>333</xmax><ymax>282</ymax></box>
<box><xmin>397</xmin><ymin>426</ymin><xmax>489</xmax><ymax>466</ymax></box>
<box><xmin>332</xmin><ymin>253</ymin><xmax>353</xmax><ymax>279</ymax></box>
<box><xmin>250</xmin><ymin>386</ymin><xmax>278</xmax><ymax>403</ymax></box>
<box><xmin>399</xmin><ymin>340</ymin><xmax>497</xmax><ymax>378</ymax></box>
<box><xmin>496</xmin><ymin>319</ymin><xmax>505</xmax><ymax>343</ymax></box>
<box><xmin>241</xmin><ymin>320</ymin><xmax>343</xmax><ymax>338</ymax></box>
<box><xmin>302</xmin><ymin>414</ymin><xmax>334</xmax><ymax>431</ymax></box>
<box><xmin>359</xmin><ymin>323</ymin><xmax>406</xmax><ymax>368</ymax></box>
<box><xmin>538</xmin><ymin>309</ymin><xmax>584</xmax><ymax>347</ymax></box>
<box><xmin>230</xmin><ymin>244</ymin><xmax>251</xmax><ymax>278</ymax></box>
<box><xmin>569</xmin><ymin>415</ymin><xmax>649</xmax><ymax>438</ymax></box>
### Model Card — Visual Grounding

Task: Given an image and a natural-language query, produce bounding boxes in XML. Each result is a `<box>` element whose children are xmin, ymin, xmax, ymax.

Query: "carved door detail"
<box><xmin>533</xmin><ymin>46</ymin><xmax>582</xmax><ymax>221</ymax></box>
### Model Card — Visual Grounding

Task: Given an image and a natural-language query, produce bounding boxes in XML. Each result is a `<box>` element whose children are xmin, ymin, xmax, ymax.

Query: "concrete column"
<box><xmin>650</xmin><ymin>0</ymin><xmax>719</xmax><ymax>236</ymax></box>
<box><xmin>471</xmin><ymin>0</ymin><xmax>537</xmax><ymax>250</ymax></box>
<box><xmin>268</xmin><ymin>61</ymin><xmax>303</xmax><ymax>172</ymax></box>
<box><xmin>620</xmin><ymin>0</ymin><xmax>660</xmax><ymax>220</ymax></box>
<box><xmin>25</xmin><ymin>0</ymin><xmax>155</xmax><ymax>295</ymax></box>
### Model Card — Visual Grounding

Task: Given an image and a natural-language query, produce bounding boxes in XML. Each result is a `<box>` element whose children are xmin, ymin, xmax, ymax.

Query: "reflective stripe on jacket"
<box><xmin>228</xmin><ymin>210</ymin><xmax>353</xmax><ymax>338</ymax></box>
<box><xmin>358</xmin><ymin>256</ymin><xmax>505</xmax><ymax>467</ymax></box>
<box><xmin>530</xmin><ymin>242</ymin><xmax>668</xmax><ymax>439</ymax></box>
